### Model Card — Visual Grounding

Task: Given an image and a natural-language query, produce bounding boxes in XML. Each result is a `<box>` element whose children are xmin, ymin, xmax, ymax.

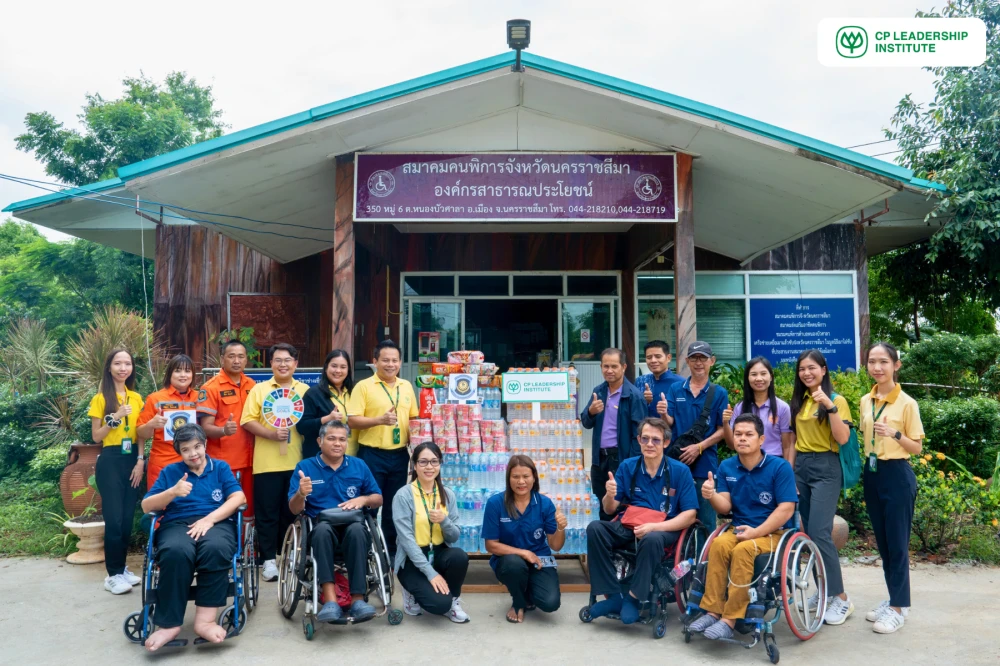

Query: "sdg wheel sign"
<box><xmin>262</xmin><ymin>387</ymin><xmax>305</xmax><ymax>429</ymax></box>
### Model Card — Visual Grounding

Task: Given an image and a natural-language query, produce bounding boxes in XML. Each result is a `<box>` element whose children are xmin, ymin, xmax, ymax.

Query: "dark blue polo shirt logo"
<box><xmin>533</xmin><ymin>528</ymin><xmax>544</xmax><ymax>540</ymax></box>
<box><xmin>500</xmin><ymin>517</ymin><xmax>512</xmax><ymax>523</ymax></box>
<box><xmin>211</xmin><ymin>489</ymin><xmax>223</xmax><ymax>501</ymax></box>
<box><xmin>759</xmin><ymin>492</ymin><xmax>773</xmax><ymax>504</ymax></box>
<box><xmin>346</xmin><ymin>485</ymin><xmax>358</xmax><ymax>498</ymax></box>
<box><xmin>659</xmin><ymin>500</ymin><xmax>667</xmax><ymax>512</ymax></box>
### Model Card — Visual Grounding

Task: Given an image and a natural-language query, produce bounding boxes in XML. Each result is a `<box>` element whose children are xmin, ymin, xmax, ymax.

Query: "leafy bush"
<box><xmin>900</xmin><ymin>333</ymin><xmax>1000</xmax><ymax>398</ymax></box>
<box><xmin>918</xmin><ymin>396</ymin><xmax>1000</xmax><ymax>478</ymax></box>
<box><xmin>0</xmin><ymin>479</ymin><xmax>74</xmax><ymax>556</ymax></box>
<box><xmin>911</xmin><ymin>450</ymin><xmax>1000</xmax><ymax>553</ymax></box>
<box><xmin>954</xmin><ymin>525</ymin><xmax>1000</xmax><ymax>565</ymax></box>
<box><xmin>27</xmin><ymin>444</ymin><xmax>70</xmax><ymax>483</ymax></box>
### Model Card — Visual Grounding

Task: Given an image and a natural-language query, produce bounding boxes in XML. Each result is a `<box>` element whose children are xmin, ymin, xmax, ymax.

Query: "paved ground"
<box><xmin>2</xmin><ymin>556</ymin><xmax>997</xmax><ymax>665</ymax></box>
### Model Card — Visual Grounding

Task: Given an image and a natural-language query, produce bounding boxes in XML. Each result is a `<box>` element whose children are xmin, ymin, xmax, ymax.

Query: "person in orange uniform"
<box><xmin>198</xmin><ymin>339</ymin><xmax>257</xmax><ymax>516</ymax></box>
<box><xmin>137</xmin><ymin>354</ymin><xmax>199</xmax><ymax>487</ymax></box>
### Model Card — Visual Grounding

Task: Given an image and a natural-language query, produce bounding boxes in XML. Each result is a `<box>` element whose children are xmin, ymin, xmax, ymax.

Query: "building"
<box><xmin>4</xmin><ymin>50</ymin><xmax>942</xmax><ymax>400</ymax></box>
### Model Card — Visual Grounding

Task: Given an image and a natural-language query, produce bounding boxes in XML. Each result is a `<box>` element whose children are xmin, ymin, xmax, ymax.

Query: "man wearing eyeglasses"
<box><xmin>241</xmin><ymin>343</ymin><xmax>311</xmax><ymax>582</ymax></box>
<box><xmin>585</xmin><ymin>417</ymin><xmax>699</xmax><ymax>625</ymax></box>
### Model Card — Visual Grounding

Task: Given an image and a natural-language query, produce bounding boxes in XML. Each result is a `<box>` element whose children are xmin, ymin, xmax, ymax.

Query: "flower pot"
<box><xmin>64</xmin><ymin>517</ymin><xmax>105</xmax><ymax>564</ymax></box>
<box><xmin>832</xmin><ymin>514</ymin><xmax>849</xmax><ymax>551</ymax></box>
<box><xmin>59</xmin><ymin>442</ymin><xmax>102</xmax><ymax>517</ymax></box>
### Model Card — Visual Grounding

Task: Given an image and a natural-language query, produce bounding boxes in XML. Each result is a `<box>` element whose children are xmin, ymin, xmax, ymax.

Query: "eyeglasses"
<box><xmin>273</xmin><ymin>358</ymin><xmax>295</xmax><ymax>366</ymax></box>
<box><xmin>639</xmin><ymin>436</ymin><xmax>664</xmax><ymax>446</ymax></box>
<box><xmin>415</xmin><ymin>459</ymin><xmax>441</xmax><ymax>468</ymax></box>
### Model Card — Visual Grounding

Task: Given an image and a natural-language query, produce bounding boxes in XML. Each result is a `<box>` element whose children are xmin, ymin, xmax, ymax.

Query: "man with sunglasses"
<box><xmin>585</xmin><ymin>418</ymin><xmax>699</xmax><ymax>625</ymax></box>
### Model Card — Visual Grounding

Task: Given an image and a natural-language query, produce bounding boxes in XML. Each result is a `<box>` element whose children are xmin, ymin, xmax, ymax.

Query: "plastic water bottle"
<box><xmin>536</xmin><ymin>460</ymin><xmax>548</xmax><ymax>494</ymax></box>
<box><xmin>670</xmin><ymin>558</ymin><xmax>693</xmax><ymax>583</ymax></box>
<box><xmin>469</xmin><ymin>525</ymin><xmax>480</xmax><ymax>554</ymax></box>
<box><xmin>583</xmin><ymin>494</ymin><xmax>594</xmax><ymax>525</ymax></box>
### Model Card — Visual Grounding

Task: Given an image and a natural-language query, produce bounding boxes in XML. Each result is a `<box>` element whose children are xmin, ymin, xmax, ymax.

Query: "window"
<box><xmin>696</xmin><ymin>300</ymin><xmax>745</xmax><ymax>366</ymax></box>
<box><xmin>567</xmin><ymin>275</ymin><xmax>617</xmax><ymax>296</ymax></box>
<box><xmin>638</xmin><ymin>300</ymin><xmax>676</xmax><ymax>359</ymax></box>
<box><xmin>459</xmin><ymin>275</ymin><xmax>508</xmax><ymax>296</ymax></box>
<box><xmin>403</xmin><ymin>275</ymin><xmax>454</xmax><ymax>296</ymax></box>
<box><xmin>749</xmin><ymin>274</ymin><xmax>854</xmax><ymax>295</ymax></box>
<box><xmin>696</xmin><ymin>274</ymin><xmax>744</xmax><ymax>296</ymax></box>
<box><xmin>513</xmin><ymin>275</ymin><xmax>563</xmax><ymax>296</ymax></box>
<box><xmin>638</xmin><ymin>275</ymin><xmax>673</xmax><ymax>296</ymax></box>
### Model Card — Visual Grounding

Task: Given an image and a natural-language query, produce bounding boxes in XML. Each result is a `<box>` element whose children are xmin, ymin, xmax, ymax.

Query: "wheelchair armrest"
<box><xmin>316</xmin><ymin>507</ymin><xmax>365</xmax><ymax>526</ymax></box>
<box><xmin>237</xmin><ymin>504</ymin><xmax>248</xmax><ymax>513</ymax></box>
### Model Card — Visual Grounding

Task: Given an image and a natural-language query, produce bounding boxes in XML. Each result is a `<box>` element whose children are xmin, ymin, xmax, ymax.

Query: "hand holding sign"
<box><xmin>150</xmin><ymin>409</ymin><xmax>169</xmax><ymax>430</ymax></box>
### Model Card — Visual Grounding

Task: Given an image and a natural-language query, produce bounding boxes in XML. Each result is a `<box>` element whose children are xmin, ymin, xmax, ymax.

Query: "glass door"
<box><xmin>558</xmin><ymin>299</ymin><xmax>615</xmax><ymax>363</ymax></box>
<box><xmin>404</xmin><ymin>299</ymin><xmax>464</xmax><ymax>381</ymax></box>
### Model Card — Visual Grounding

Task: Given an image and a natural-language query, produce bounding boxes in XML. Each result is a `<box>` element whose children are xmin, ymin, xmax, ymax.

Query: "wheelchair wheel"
<box><xmin>653</xmin><ymin>619</ymin><xmax>667</xmax><ymax>639</ymax></box>
<box><xmin>123</xmin><ymin>611</ymin><xmax>152</xmax><ymax>644</ymax></box>
<box><xmin>673</xmin><ymin>524</ymin><xmax>706</xmax><ymax>613</ymax></box>
<box><xmin>220</xmin><ymin>604</ymin><xmax>248</xmax><ymax>637</ymax></box>
<box><xmin>367</xmin><ymin>515</ymin><xmax>395</xmax><ymax>602</ymax></box>
<box><xmin>278</xmin><ymin>522</ymin><xmax>302</xmax><ymax>619</ymax></box>
<box><xmin>578</xmin><ymin>606</ymin><xmax>593</xmax><ymax>623</ymax></box>
<box><xmin>780</xmin><ymin>532</ymin><xmax>827</xmax><ymax>641</ymax></box>
<box><xmin>388</xmin><ymin>608</ymin><xmax>404</xmax><ymax>625</ymax></box>
<box><xmin>242</xmin><ymin>523</ymin><xmax>259</xmax><ymax>612</ymax></box>
<box><xmin>302</xmin><ymin>617</ymin><xmax>315</xmax><ymax>641</ymax></box>
<box><xmin>765</xmin><ymin>634</ymin><xmax>780</xmax><ymax>663</ymax></box>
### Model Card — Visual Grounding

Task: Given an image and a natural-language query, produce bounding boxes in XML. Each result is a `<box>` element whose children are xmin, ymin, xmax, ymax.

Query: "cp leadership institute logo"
<box><xmin>836</xmin><ymin>26</ymin><xmax>868</xmax><ymax>58</ymax></box>
<box><xmin>634</xmin><ymin>174</ymin><xmax>662</xmax><ymax>202</ymax></box>
<box><xmin>367</xmin><ymin>170</ymin><xmax>395</xmax><ymax>198</ymax></box>
<box><xmin>506</xmin><ymin>380</ymin><xmax>521</xmax><ymax>395</ymax></box>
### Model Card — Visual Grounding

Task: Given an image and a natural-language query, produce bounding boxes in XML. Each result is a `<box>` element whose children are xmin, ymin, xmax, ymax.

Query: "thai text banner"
<box><xmin>354</xmin><ymin>152</ymin><xmax>677</xmax><ymax>222</ymax></box>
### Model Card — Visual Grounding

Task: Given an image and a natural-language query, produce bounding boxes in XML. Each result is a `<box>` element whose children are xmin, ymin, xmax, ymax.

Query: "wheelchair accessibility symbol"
<box><xmin>633</xmin><ymin>174</ymin><xmax>662</xmax><ymax>202</ymax></box>
<box><xmin>212</xmin><ymin>489</ymin><xmax>223</xmax><ymax>502</ymax></box>
<box><xmin>367</xmin><ymin>170</ymin><xmax>395</xmax><ymax>198</ymax></box>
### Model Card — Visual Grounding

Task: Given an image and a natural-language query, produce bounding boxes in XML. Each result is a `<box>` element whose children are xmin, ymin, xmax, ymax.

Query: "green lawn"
<box><xmin>0</xmin><ymin>480</ymin><xmax>75</xmax><ymax>557</ymax></box>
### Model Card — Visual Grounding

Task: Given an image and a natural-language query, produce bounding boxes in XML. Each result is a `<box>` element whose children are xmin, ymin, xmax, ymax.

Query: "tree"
<box><xmin>886</xmin><ymin>0</ymin><xmax>1000</xmax><ymax>282</ymax></box>
<box><xmin>16</xmin><ymin>72</ymin><xmax>227</xmax><ymax>186</ymax></box>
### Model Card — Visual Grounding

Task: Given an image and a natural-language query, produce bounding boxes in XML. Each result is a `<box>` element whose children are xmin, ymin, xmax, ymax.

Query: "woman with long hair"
<box><xmin>787</xmin><ymin>349</ymin><xmax>854</xmax><ymax>626</ymax></box>
<box><xmin>137</xmin><ymin>354</ymin><xmax>198</xmax><ymax>487</ymax></box>
<box><xmin>860</xmin><ymin>342</ymin><xmax>924</xmax><ymax>634</ymax></box>
<box><xmin>483</xmin><ymin>455</ymin><xmax>568</xmax><ymax>624</ymax></box>
<box><xmin>722</xmin><ymin>356</ymin><xmax>793</xmax><ymax>458</ymax></box>
<box><xmin>392</xmin><ymin>442</ymin><xmax>469</xmax><ymax>623</ymax></box>
<box><xmin>299</xmin><ymin>349</ymin><xmax>358</xmax><ymax>459</ymax></box>
<box><xmin>89</xmin><ymin>348</ymin><xmax>145</xmax><ymax>595</ymax></box>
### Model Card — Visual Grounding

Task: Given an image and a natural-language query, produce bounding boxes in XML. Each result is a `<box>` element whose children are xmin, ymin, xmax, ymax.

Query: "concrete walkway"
<box><xmin>2</xmin><ymin>556</ymin><xmax>997</xmax><ymax>665</ymax></box>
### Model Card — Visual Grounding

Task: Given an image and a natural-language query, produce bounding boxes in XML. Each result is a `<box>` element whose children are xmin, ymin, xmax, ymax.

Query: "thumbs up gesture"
<box><xmin>222</xmin><ymin>412</ymin><xmax>238</xmax><ymax>436</ymax></box>
<box><xmin>173</xmin><ymin>473</ymin><xmax>193</xmax><ymax>498</ymax></box>
<box><xmin>589</xmin><ymin>393</ymin><xmax>605</xmax><ymax>416</ymax></box>
<box><xmin>150</xmin><ymin>408</ymin><xmax>168</xmax><ymax>429</ymax></box>
<box><xmin>873</xmin><ymin>415</ymin><xmax>894</xmax><ymax>438</ymax></box>
<box><xmin>381</xmin><ymin>407</ymin><xmax>398</xmax><ymax>426</ymax></box>
<box><xmin>555</xmin><ymin>508</ymin><xmax>568</xmax><ymax>531</ymax></box>
<box><xmin>297</xmin><ymin>470</ymin><xmax>313</xmax><ymax>498</ymax></box>
<box><xmin>701</xmin><ymin>472</ymin><xmax>716</xmax><ymax>499</ymax></box>
<box><xmin>643</xmin><ymin>383</ymin><xmax>653</xmax><ymax>404</ymax></box>
<box><xmin>656</xmin><ymin>393</ymin><xmax>669</xmax><ymax>418</ymax></box>
<box><xmin>723</xmin><ymin>403</ymin><xmax>733</xmax><ymax>423</ymax></box>
<box><xmin>604</xmin><ymin>471</ymin><xmax>617</xmax><ymax>499</ymax></box>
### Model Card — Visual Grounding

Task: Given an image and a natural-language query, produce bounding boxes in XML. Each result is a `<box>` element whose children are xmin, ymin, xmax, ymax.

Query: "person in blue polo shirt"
<box><xmin>141</xmin><ymin>424</ymin><xmax>246</xmax><ymax>652</ymax></box>
<box><xmin>634</xmin><ymin>340</ymin><xmax>684</xmax><ymax>418</ymax></box>
<box><xmin>483</xmin><ymin>455</ymin><xmax>568</xmax><ymax>624</ymax></box>
<box><xmin>585</xmin><ymin>417</ymin><xmax>698</xmax><ymax>624</ymax></box>
<box><xmin>687</xmin><ymin>413</ymin><xmax>797</xmax><ymax>641</ymax></box>
<box><xmin>288</xmin><ymin>420</ymin><xmax>382</xmax><ymax>623</ymax></box>
<box><xmin>664</xmin><ymin>341</ymin><xmax>729</xmax><ymax>529</ymax></box>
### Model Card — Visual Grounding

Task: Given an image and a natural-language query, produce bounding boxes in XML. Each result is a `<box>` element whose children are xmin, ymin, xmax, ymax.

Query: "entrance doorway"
<box><xmin>465</xmin><ymin>300</ymin><xmax>557</xmax><ymax>370</ymax></box>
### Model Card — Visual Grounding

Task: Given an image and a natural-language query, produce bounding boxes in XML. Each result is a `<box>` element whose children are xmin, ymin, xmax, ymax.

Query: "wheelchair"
<box><xmin>578</xmin><ymin>522</ymin><xmax>707</xmax><ymax>639</ymax></box>
<box><xmin>277</xmin><ymin>507</ymin><xmax>403</xmax><ymax>640</ymax></box>
<box><xmin>123</xmin><ymin>503</ymin><xmax>257</xmax><ymax>647</ymax></box>
<box><xmin>681</xmin><ymin>513</ymin><xmax>828</xmax><ymax>664</ymax></box>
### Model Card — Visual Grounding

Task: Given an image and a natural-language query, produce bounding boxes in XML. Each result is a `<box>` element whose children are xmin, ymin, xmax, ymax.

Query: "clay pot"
<box><xmin>832</xmin><ymin>514</ymin><xmax>849</xmax><ymax>551</ymax></box>
<box><xmin>59</xmin><ymin>442</ymin><xmax>102</xmax><ymax>517</ymax></box>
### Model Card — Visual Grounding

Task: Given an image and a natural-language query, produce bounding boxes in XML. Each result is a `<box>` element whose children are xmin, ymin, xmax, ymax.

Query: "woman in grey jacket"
<box><xmin>392</xmin><ymin>442</ymin><xmax>470</xmax><ymax>623</ymax></box>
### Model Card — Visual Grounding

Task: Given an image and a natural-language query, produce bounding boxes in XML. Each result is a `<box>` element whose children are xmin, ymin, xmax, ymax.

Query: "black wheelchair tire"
<box><xmin>579</xmin><ymin>606</ymin><xmax>592</xmax><ymax>623</ymax></box>
<box><xmin>767</xmin><ymin>642</ymin><xmax>780</xmax><ymax>664</ymax></box>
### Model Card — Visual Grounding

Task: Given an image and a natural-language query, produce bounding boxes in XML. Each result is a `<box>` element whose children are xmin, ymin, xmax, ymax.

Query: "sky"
<box><xmin>0</xmin><ymin>0</ymin><xmax>941</xmax><ymax>242</ymax></box>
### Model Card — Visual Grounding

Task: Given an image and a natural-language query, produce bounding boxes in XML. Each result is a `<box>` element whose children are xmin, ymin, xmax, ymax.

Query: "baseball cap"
<box><xmin>686</xmin><ymin>341</ymin><xmax>713</xmax><ymax>358</ymax></box>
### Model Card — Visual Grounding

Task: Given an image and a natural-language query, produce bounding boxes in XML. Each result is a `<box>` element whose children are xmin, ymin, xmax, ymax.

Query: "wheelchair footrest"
<box><xmin>164</xmin><ymin>639</ymin><xmax>189</xmax><ymax>648</ymax></box>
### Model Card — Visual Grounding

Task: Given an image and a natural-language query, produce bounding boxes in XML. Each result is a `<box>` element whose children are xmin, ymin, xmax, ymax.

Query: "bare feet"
<box><xmin>506</xmin><ymin>607</ymin><xmax>525</xmax><ymax>623</ymax></box>
<box><xmin>145</xmin><ymin>626</ymin><xmax>182</xmax><ymax>652</ymax></box>
<box><xmin>193</xmin><ymin>619</ymin><xmax>227</xmax><ymax>643</ymax></box>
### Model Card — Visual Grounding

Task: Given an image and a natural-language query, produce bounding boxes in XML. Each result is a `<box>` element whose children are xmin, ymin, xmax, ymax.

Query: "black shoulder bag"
<box><xmin>666</xmin><ymin>384</ymin><xmax>717</xmax><ymax>460</ymax></box>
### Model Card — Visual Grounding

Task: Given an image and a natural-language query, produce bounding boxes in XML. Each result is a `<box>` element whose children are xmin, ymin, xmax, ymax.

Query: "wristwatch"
<box><xmin>826</xmin><ymin>404</ymin><xmax>839</xmax><ymax>414</ymax></box>
<box><xmin>893</xmin><ymin>430</ymin><xmax>903</xmax><ymax>441</ymax></box>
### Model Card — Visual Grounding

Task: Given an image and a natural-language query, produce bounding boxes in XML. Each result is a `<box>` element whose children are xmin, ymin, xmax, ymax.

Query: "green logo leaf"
<box><xmin>835</xmin><ymin>26</ymin><xmax>868</xmax><ymax>58</ymax></box>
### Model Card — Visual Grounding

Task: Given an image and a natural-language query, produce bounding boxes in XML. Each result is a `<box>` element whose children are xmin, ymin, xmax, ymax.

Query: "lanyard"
<box><xmin>379</xmin><ymin>383</ymin><xmax>399</xmax><ymax>411</ymax></box>
<box><xmin>869</xmin><ymin>399</ymin><xmax>889</xmax><ymax>452</ymax></box>
<box><xmin>118</xmin><ymin>393</ymin><xmax>131</xmax><ymax>432</ymax></box>
<box><xmin>330</xmin><ymin>389</ymin><xmax>349</xmax><ymax>417</ymax></box>
<box><xmin>414</xmin><ymin>481</ymin><xmax>440</xmax><ymax>555</ymax></box>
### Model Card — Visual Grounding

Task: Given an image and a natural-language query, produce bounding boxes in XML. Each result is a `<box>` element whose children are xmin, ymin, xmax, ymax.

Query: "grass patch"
<box><xmin>0</xmin><ymin>479</ymin><xmax>75</xmax><ymax>557</ymax></box>
<box><xmin>954</xmin><ymin>525</ymin><xmax>1000</xmax><ymax>565</ymax></box>
<box><xmin>841</xmin><ymin>532</ymin><xmax>877</xmax><ymax>559</ymax></box>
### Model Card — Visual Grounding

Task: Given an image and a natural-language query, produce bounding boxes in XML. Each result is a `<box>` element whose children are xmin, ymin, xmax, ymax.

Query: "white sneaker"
<box><xmin>866</xmin><ymin>600</ymin><xmax>910</xmax><ymax>622</ymax></box>
<box><xmin>823</xmin><ymin>596</ymin><xmax>855</xmax><ymax>625</ymax></box>
<box><xmin>797</xmin><ymin>592</ymin><xmax>823</xmax><ymax>612</ymax></box>
<box><xmin>104</xmin><ymin>574</ymin><xmax>132</xmax><ymax>595</ymax></box>
<box><xmin>262</xmin><ymin>559</ymin><xmax>279</xmax><ymax>582</ymax></box>
<box><xmin>447</xmin><ymin>597</ymin><xmax>470</xmax><ymax>623</ymax></box>
<box><xmin>122</xmin><ymin>566</ymin><xmax>141</xmax><ymax>586</ymax></box>
<box><xmin>402</xmin><ymin>588</ymin><xmax>422</xmax><ymax>616</ymax></box>
<box><xmin>873</xmin><ymin>608</ymin><xmax>905</xmax><ymax>634</ymax></box>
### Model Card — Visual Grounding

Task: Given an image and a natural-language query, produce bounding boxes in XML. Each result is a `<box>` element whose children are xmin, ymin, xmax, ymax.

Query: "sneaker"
<box><xmin>104</xmin><ymin>574</ymin><xmax>132</xmax><ymax>595</ymax></box>
<box><xmin>823</xmin><ymin>596</ymin><xmax>855</xmax><ymax>625</ymax></box>
<box><xmin>866</xmin><ymin>600</ymin><xmax>909</xmax><ymax>622</ymax></box>
<box><xmin>402</xmin><ymin>588</ymin><xmax>422</xmax><ymax>616</ymax></box>
<box><xmin>873</xmin><ymin>608</ymin><xmax>905</xmax><ymax>634</ymax></box>
<box><xmin>797</xmin><ymin>592</ymin><xmax>822</xmax><ymax>612</ymax></box>
<box><xmin>317</xmin><ymin>601</ymin><xmax>343</xmax><ymax>622</ymax></box>
<box><xmin>349</xmin><ymin>599</ymin><xmax>377</xmax><ymax>621</ymax></box>
<box><xmin>447</xmin><ymin>597</ymin><xmax>469</xmax><ymax>624</ymax></box>
<box><xmin>122</xmin><ymin>566</ymin><xmax>141</xmax><ymax>586</ymax></box>
<box><xmin>262</xmin><ymin>559</ymin><xmax>279</xmax><ymax>582</ymax></box>
<box><xmin>688</xmin><ymin>613</ymin><xmax>719</xmax><ymax>633</ymax></box>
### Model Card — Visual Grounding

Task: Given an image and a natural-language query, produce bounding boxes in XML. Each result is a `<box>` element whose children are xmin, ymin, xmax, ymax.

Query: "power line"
<box><xmin>870</xmin><ymin>142</ymin><xmax>940</xmax><ymax>158</ymax></box>
<box><xmin>846</xmin><ymin>138</ymin><xmax>896</xmax><ymax>149</ymax></box>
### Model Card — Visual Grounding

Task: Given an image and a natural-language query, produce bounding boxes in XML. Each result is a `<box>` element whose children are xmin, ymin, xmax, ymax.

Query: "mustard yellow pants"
<box><xmin>699</xmin><ymin>530</ymin><xmax>782</xmax><ymax>620</ymax></box>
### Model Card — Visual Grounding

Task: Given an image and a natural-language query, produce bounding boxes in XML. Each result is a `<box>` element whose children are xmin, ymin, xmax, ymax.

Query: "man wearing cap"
<box><xmin>663</xmin><ymin>341</ymin><xmax>729</xmax><ymax>528</ymax></box>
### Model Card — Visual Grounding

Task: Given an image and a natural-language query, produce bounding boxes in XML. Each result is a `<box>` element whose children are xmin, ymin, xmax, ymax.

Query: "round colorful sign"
<box><xmin>262</xmin><ymin>388</ymin><xmax>304</xmax><ymax>428</ymax></box>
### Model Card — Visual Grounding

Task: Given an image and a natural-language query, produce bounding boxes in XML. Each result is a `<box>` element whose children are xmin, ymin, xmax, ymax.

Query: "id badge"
<box><xmin>393</xmin><ymin>426</ymin><xmax>401</xmax><ymax>445</ymax></box>
<box><xmin>868</xmin><ymin>453</ymin><xmax>878</xmax><ymax>472</ymax></box>
<box><xmin>121</xmin><ymin>438</ymin><xmax>133</xmax><ymax>454</ymax></box>
<box><xmin>538</xmin><ymin>555</ymin><xmax>558</xmax><ymax>569</ymax></box>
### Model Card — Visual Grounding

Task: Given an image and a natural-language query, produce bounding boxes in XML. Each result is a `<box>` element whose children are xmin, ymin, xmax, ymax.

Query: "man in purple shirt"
<box><xmin>581</xmin><ymin>348</ymin><xmax>647</xmax><ymax>520</ymax></box>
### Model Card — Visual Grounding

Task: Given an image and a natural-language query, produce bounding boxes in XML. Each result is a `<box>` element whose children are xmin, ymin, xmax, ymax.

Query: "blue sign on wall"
<box><xmin>749</xmin><ymin>298</ymin><xmax>858</xmax><ymax>371</ymax></box>
<box><xmin>244</xmin><ymin>370</ymin><xmax>323</xmax><ymax>387</ymax></box>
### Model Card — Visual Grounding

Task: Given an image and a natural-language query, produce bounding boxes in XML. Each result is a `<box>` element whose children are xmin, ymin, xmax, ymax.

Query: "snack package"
<box><xmin>417</xmin><ymin>363</ymin><xmax>434</xmax><ymax>375</ymax></box>
<box><xmin>463</xmin><ymin>364</ymin><xmax>481</xmax><ymax>375</ymax></box>
<box><xmin>478</xmin><ymin>375</ymin><xmax>492</xmax><ymax>387</ymax></box>
<box><xmin>468</xmin><ymin>404</ymin><xmax>483</xmax><ymax>421</ymax></box>
<box><xmin>431</xmin><ymin>362</ymin><xmax>449</xmax><ymax>375</ymax></box>
<box><xmin>479</xmin><ymin>363</ymin><xmax>497</xmax><ymax>376</ymax></box>
<box><xmin>447</xmin><ymin>350</ymin><xmax>484</xmax><ymax>364</ymax></box>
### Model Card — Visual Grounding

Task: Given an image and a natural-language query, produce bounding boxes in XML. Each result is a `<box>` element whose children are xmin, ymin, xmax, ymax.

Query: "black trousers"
<box><xmin>254</xmin><ymin>470</ymin><xmax>294</xmax><ymax>560</ymax></box>
<box><xmin>311</xmin><ymin>521</ymin><xmax>369</xmax><ymax>595</ymax></box>
<box><xmin>864</xmin><ymin>460</ymin><xmax>917</xmax><ymax>608</ymax></box>
<box><xmin>494</xmin><ymin>554</ymin><xmax>561</xmax><ymax>613</ymax></box>
<box><xmin>591</xmin><ymin>448</ymin><xmax>620</xmax><ymax>521</ymax></box>
<box><xmin>586</xmin><ymin>520</ymin><xmax>679</xmax><ymax>599</ymax></box>
<box><xmin>95</xmin><ymin>447</ymin><xmax>141</xmax><ymax>576</ymax></box>
<box><xmin>153</xmin><ymin>519</ymin><xmax>236</xmax><ymax>628</ymax></box>
<box><xmin>357</xmin><ymin>445</ymin><xmax>409</xmax><ymax>557</ymax></box>
<box><xmin>397</xmin><ymin>545</ymin><xmax>469</xmax><ymax>615</ymax></box>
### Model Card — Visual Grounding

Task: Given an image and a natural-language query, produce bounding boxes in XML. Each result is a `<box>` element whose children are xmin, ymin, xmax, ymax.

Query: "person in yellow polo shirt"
<box><xmin>348</xmin><ymin>339</ymin><xmax>418</xmax><ymax>558</ymax></box>
<box><xmin>860</xmin><ymin>342</ymin><xmax>924</xmax><ymax>635</ymax></box>
<box><xmin>787</xmin><ymin>349</ymin><xmax>854</xmax><ymax>627</ymax></box>
<box><xmin>241</xmin><ymin>343</ymin><xmax>311</xmax><ymax>582</ymax></box>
